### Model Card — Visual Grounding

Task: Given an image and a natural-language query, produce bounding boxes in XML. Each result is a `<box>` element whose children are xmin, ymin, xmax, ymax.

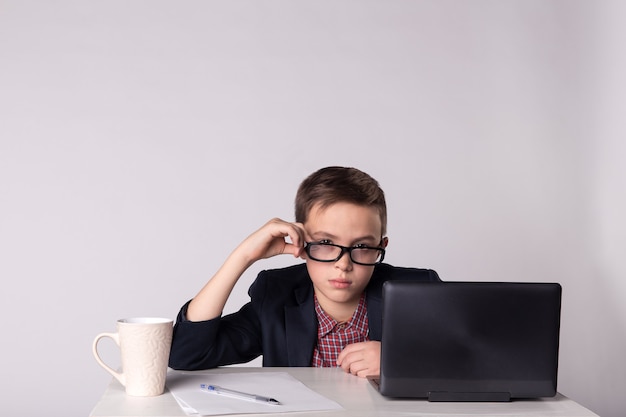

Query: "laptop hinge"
<box><xmin>428</xmin><ymin>391</ymin><xmax>511</xmax><ymax>402</ymax></box>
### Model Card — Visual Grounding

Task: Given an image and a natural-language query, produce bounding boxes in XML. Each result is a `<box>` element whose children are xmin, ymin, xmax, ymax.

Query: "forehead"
<box><xmin>305</xmin><ymin>202</ymin><xmax>382</xmax><ymax>240</ymax></box>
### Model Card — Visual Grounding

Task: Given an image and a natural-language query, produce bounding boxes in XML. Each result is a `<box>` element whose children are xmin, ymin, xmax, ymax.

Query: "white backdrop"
<box><xmin>1</xmin><ymin>1</ymin><xmax>624</xmax><ymax>416</ymax></box>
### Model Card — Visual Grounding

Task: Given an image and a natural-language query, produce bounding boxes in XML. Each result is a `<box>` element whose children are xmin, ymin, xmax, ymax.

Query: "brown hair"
<box><xmin>295</xmin><ymin>166</ymin><xmax>387</xmax><ymax>236</ymax></box>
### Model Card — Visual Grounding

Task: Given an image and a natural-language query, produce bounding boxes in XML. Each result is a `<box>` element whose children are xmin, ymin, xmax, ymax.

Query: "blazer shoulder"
<box><xmin>370</xmin><ymin>263</ymin><xmax>441</xmax><ymax>284</ymax></box>
<box><xmin>254</xmin><ymin>263</ymin><xmax>310</xmax><ymax>286</ymax></box>
<box><xmin>250</xmin><ymin>263</ymin><xmax>312</xmax><ymax>302</ymax></box>
<box><xmin>366</xmin><ymin>263</ymin><xmax>440</xmax><ymax>300</ymax></box>
<box><xmin>376</xmin><ymin>262</ymin><xmax>440</xmax><ymax>280</ymax></box>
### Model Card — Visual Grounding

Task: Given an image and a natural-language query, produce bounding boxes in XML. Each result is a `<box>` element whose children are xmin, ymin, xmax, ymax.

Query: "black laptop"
<box><xmin>368</xmin><ymin>281</ymin><xmax>562</xmax><ymax>401</ymax></box>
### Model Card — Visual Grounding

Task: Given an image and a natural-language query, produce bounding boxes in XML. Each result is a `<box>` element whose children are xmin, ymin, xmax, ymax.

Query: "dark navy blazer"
<box><xmin>168</xmin><ymin>262</ymin><xmax>440</xmax><ymax>370</ymax></box>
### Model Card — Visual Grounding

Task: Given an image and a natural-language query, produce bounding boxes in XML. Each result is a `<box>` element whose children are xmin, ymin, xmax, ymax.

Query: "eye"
<box><xmin>318</xmin><ymin>239</ymin><xmax>333</xmax><ymax>245</ymax></box>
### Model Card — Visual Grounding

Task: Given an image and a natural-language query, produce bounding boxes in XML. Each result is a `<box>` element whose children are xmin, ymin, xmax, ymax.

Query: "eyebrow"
<box><xmin>309</xmin><ymin>231</ymin><xmax>379</xmax><ymax>244</ymax></box>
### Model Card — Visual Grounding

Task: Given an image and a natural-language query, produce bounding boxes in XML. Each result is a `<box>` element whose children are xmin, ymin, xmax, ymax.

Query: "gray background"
<box><xmin>1</xmin><ymin>1</ymin><xmax>624</xmax><ymax>416</ymax></box>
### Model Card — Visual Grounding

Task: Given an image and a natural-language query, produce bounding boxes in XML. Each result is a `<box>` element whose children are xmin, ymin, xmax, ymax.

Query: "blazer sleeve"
<box><xmin>168</xmin><ymin>264</ymin><xmax>313</xmax><ymax>370</ymax></box>
<box><xmin>169</xmin><ymin>272</ymin><xmax>265</xmax><ymax>370</ymax></box>
<box><xmin>168</xmin><ymin>288</ymin><xmax>266</xmax><ymax>371</ymax></box>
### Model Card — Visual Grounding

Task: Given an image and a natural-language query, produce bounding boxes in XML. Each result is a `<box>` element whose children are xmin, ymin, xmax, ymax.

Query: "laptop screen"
<box><xmin>376</xmin><ymin>281</ymin><xmax>562</xmax><ymax>401</ymax></box>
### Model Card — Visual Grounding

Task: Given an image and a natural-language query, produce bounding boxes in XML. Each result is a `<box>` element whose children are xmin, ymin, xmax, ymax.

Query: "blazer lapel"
<box><xmin>366</xmin><ymin>291</ymin><xmax>383</xmax><ymax>340</ymax></box>
<box><xmin>284</xmin><ymin>284</ymin><xmax>317</xmax><ymax>366</ymax></box>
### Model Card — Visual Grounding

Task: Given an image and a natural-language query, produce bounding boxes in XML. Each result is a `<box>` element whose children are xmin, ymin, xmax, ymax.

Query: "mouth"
<box><xmin>329</xmin><ymin>279</ymin><xmax>352</xmax><ymax>289</ymax></box>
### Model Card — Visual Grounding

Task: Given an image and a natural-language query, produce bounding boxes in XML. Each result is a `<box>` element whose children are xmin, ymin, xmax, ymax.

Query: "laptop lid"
<box><xmin>375</xmin><ymin>281</ymin><xmax>562</xmax><ymax>401</ymax></box>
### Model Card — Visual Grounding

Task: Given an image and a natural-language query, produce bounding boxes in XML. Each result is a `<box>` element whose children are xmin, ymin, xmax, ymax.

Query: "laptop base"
<box><xmin>368</xmin><ymin>377</ymin><xmax>512</xmax><ymax>402</ymax></box>
<box><xmin>428</xmin><ymin>391</ymin><xmax>511</xmax><ymax>402</ymax></box>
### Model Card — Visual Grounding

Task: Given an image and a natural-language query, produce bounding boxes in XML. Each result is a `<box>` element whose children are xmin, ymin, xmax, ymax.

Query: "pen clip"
<box><xmin>200</xmin><ymin>383</ymin><xmax>281</xmax><ymax>405</ymax></box>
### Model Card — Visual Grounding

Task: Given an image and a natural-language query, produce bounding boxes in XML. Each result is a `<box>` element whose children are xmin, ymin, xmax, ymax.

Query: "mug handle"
<box><xmin>92</xmin><ymin>332</ymin><xmax>125</xmax><ymax>387</ymax></box>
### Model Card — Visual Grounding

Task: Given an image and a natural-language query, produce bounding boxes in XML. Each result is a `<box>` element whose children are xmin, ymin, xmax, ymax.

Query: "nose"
<box><xmin>334</xmin><ymin>249</ymin><xmax>353</xmax><ymax>271</ymax></box>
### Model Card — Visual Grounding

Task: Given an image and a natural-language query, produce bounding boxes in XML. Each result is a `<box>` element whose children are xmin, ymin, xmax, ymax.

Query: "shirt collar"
<box><xmin>314</xmin><ymin>293</ymin><xmax>369</xmax><ymax>338</ymax></box>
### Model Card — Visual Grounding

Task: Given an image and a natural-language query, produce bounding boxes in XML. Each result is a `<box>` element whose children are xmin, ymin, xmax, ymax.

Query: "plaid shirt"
<box><xmin>311</xmin><ymin>293</ymin><xmax>370</xmax><ymax>367</ymax></box>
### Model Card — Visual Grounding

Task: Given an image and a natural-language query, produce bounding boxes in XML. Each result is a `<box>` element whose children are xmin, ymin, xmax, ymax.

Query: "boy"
<box><xmin>168</xmin><ymin>166</ymin><xmax>440</xmax><ymax>378</ymax></box>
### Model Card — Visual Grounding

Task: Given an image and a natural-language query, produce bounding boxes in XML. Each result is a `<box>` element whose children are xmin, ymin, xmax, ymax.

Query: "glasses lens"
<box><xmin>351</xmin><ymin>247</ymin><xmax>384</xmax><ymax>265</ymax></box>
<box><xmin>307</xmin><ymin>243</ymin><xmax>342</xmax><ymax>261</ymax></box>
<box><xmin>306</xmin><ymin>243</ymin><xmax>384</xmax><ymax>265</ymax></box>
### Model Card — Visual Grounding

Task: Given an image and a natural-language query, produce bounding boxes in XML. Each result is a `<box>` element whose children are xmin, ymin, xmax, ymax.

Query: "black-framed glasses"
<box><xmin>304</xmin><ymin>241</ymin><xmax>385</xmax><ymax>266</ymax></box>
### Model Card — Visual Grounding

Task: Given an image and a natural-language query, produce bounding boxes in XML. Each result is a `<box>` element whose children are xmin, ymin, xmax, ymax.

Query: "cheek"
<box><xmin>305</xmin><ymin>259</ymin><xmax>326</xmax><ymax>282</ymax></box>
<box><xmin>353</xmin><ymin>267</ymin><xmax>375</xmax><ymax>287</ymax></box>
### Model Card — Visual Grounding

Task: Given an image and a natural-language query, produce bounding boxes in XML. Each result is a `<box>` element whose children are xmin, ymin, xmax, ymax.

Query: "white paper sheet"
<box><xmin>167</xmin><ymin>371</ymin><xmax>343</xmax><ymax>416</ymax></box>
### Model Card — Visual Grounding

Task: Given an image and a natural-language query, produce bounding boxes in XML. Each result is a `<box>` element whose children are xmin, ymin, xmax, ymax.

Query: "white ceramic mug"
<box><xmin>93</xmin><ymin>317</ymin><xmax>173</xmax><ymax>396</ymax></box>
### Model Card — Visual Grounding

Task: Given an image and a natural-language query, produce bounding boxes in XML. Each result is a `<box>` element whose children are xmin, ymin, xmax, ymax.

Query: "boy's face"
<box><xmin>303</xmin><ymin>201</ymin><xmax>387</xmax><ymax>314</ymax></box>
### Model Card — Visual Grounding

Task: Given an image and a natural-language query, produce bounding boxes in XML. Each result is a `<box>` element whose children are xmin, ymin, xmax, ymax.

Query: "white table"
<box><xmin>90</xmin><ymin>367</ymin><xmax>598</xmax><ymax>417</ymax></box>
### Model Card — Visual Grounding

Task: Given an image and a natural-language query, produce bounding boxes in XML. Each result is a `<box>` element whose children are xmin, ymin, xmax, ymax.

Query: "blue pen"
<box><xmin>200</xmin><ymin>383</ymin><xmax>281</xmax><ymax>405</ymax></box>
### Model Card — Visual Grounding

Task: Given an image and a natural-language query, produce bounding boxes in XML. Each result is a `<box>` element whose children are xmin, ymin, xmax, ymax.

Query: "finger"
<box><xmin>337</xmin><ymin>345</ymin><xmax>363</xmax><ymax>374</ymax></box>
<box><xmin>282</xmin><ymin>241</ymin><xmax>304</xmax><ymax>257</ymax></box>
<box><xmin>283</xmin><ymin>224</ymin><xmax>307</xmax><ymax>257</ymax></box>
<box><xmin>346</xmin><ymin>358</ymin><xmax>368</xmax><ymax>376</ymax></box>
<box><xmin>346</xmin><ymin>356</ymin><xmax>377</xmax><ymax>378</ymax></box>
<box><xmin>289</xmin><ymin>222</ymin><xmax>307</xmax><ymax>242</ymax></box>
<box><xmin>336</xmin><ymin>344</ymin><xmax>355</xmax><ymax>365</ymax></box>
<box><xmin>337</xmin><ymin>342</ymin><xmax>365</xmax><ymax>363</ymax></box>
<box><xmin>338</xmin><ymin>342</ymin><xmax>380</xmax><ymax>377</ymax></box>
<box><xmin>263</xmin><ymin>219</ymin><xmax>303</xmax><ymax>255</ymax></box>
<box><xmin>356</xmin><ymin>367</ymin><xmax>375</xmax><ymax>378</ymax></box>
<box><xmin>295</xmin><ymin>222</ymin><xmax>314</xmax><ymax>244</ymax></box>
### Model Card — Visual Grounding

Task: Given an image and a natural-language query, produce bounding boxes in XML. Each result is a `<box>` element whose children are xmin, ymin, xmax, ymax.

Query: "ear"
<box><xmin>382</xmin><ymin>236</ymin><xmax>389</xmax><ymax>248</ymax></box>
